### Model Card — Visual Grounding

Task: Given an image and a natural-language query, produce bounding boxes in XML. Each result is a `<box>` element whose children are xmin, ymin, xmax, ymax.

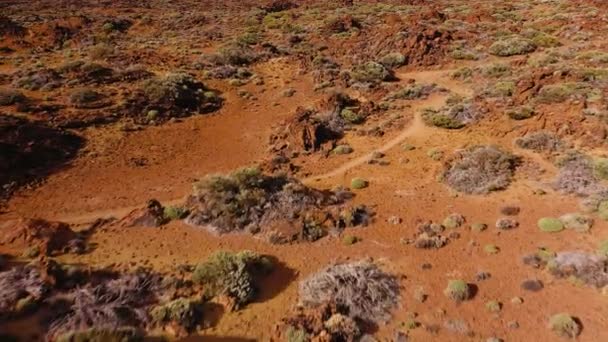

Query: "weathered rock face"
<box><xmin>0</xmin><ymin>218</ymin><xmax>84</xmax><ymax>256</ymax></box>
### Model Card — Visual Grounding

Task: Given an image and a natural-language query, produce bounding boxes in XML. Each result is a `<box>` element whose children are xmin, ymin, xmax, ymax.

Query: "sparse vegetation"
<box><xmin>350</xmin><ymin>177</ymin><xmax>369</xmax><ymax>190</ymax></box>
<box><xmin>350</xmin><ymin>62</ymin><xmax>392</xmax><ymax>83</ymax></box>
<box><xmin>422</xmin><ymin>97</ymin><xmax>479</xmax><ymax>129</ymax></box>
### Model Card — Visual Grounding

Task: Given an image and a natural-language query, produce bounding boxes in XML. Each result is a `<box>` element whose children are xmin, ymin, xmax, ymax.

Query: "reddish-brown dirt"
<box><xmin>2</xmin><ymin>0</ymin><xmax>608</xmax><ymax>341</ymax></box>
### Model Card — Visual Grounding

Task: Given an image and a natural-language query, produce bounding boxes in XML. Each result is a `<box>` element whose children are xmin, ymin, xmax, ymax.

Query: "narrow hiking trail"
<box><xmin>39</xmin><ymin>69</ymin><xmax>475</xmax><ymax>225</ymax></box>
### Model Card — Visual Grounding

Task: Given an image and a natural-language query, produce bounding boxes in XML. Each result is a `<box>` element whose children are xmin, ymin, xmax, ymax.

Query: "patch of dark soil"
<box><xmin>0</xmin><ymin>116</ymin><xmax>84</xmax><ymax>200</ymax></box>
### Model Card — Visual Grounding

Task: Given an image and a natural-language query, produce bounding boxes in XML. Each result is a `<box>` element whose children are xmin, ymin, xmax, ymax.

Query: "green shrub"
<box><xmin>548</xmin><ymin>313</ymin><xmax>580</xmax><ymax>339</ymax></box>
<box><xmin>486</xmin><ymin>81</ymin><xmax>515</xmax><ymax>97</ymax></box>
<box><xmin>192</xmin><ymin>250</ymin><xmax>273</xmax><ymax>308</ymax></box>
<box><xmin>489</xmin><ymin>36</ymin><xmax>537</xmax><ymax>56</ymax></box>
<box><xmin>350</xmin><ymin>62</ymin><xmax>391</xmax><ymax>83</ymax></box>
<box><xmin>538</xmin><ymin>217</ymin><xmax>564</xmax><ymax>233</ymax></box>
<box><xmin>70</xmin><ymin>88</ymin><xmax>102</xmax><ymax>104</ymax></box>
<box><xmin>598</xmin><ymin>240</ymin><xmax>608</xmax><ymax>257</ymax></box>
<box><xmin>485</xmin><ymin>300</ymin><xmax>501</xmax><ymax>312</ymax></box>
<box><xmin>593</xmin><ymin>158</ymin><xmax>608</xmax><ymax>180</ymax></box>
<box><xmin>378</xmin><ymin>52</ymin><xmax>406</xmax><ymax>68</ymax></box>
<box><xmin>340</xmin><ymin>108</ymin><xmax>364</xmax><ymax>124</ymax></box>
<box><xmin>286</xmin><ymin>326</ymin><xmax>309</xmax><ymax>342</ymax></box>
<box><xmin>443</xmin><ymin>213</ymin><xmax>465</xmax><ymax>229</ymax></box>
<box><xmin>163</xmin><ymin>206</ymin><xmax>188</xmax><ymax>220</ymax></box>
<box><xmin>421</xmin><ymin>109</ymin><xmax>465</xmax><ymax>129</ymax></box>
<box><xmin>536</xmin><ymin>83</ymin><xmax>589</xmax><ymax>104</ymax></box>
<box><xmin>507</xmin><ymin>106</ymin><xmax>535</xmax><ymax>120</ymax></box>
<box><xmin>150</xmin><ymin>298</ymin><xmax>203</xmax><ymax>332</ymax></box>
<box><xmin>332</xmin><ymin>145</ymin><xmax>354</xmax><ymax>155</ymax></box>
<box><xmin>444</xmin><ymin>279</ymin><xmax>470</xmax><ymax>302</ymax></box>
<box><xmin>350</xmin><ymin>178</ymin><xmax>369</xmax><ymax>190</ymax></box>
<box><xmin>451</xmin><ymin>67</ymin><xmax>473</xmax><ymax>80</ymax></box>
<box><xmin>471</xmin><ymin>223</ymin><xmax>487</xmax><ymax>232</ymax></box>
<box><xmin>484</xmin><ymin>244</ymin><xmax>499</xmax><ymax>254</ymax></box>
<box><xmin>482</xmin><ymin>63</ymin><xmax>511</xmax><ymax>78</ymax></box>
<box><xmin>451</xmin><ymin>47</ymin><xmax>479</xmax><ymax>60</ymax></box>
<box><xmin>342</xmin><ymin>235</ymin><xmax>359</xmax><ymax>246</ymax></box>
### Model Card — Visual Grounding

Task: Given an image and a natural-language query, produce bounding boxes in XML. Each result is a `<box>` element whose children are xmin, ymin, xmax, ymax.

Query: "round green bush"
<box><xmin>548</xmin><ymin>313</ymin><xmax>580</xmax><ymax>338</ymax></box>
<box><xmin>350</xmin><ymin>178</ymin><xmax>369</xmax><ymax>190</ymax></box>
<box><xmin>444</xmin><ymin>279</ymin><xmax>470</xmax><ymax>302</ymax></box>
<box><xmin>538</xmin><ymin>217</ymin><xmax>564</xmax><ymax>233</ymax></box>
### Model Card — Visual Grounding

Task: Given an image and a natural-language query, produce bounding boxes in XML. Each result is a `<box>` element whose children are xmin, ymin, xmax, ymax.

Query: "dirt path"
<box><xmin>43</xmin><ymin>69</ymin><xmax>474</xmax><ymax>225</ymax></box>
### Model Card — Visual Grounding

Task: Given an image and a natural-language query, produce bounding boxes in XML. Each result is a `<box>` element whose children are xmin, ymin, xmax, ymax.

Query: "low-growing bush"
<box><xmin>507</xmin><ymin>106</ymin><xmax>535</xmax><ymax>120</ymax></box>
<box><xmin>548</xmin><ymin>313</ymin><xmax>581</xmax><ymax>339</ymax></box>
<box><xmin>443</xmin><ymin>279</ymin><xmax>470</xmax><ymax>302</ymax></box>
<box><xmin>350</xmin><ymin>62</ymin><xmax>392</xmax><ymax>83</ymax></box>
<box><xmin>298</xmin><ymin>260</ymin><xmax>399</xmax><ymax>323</ymax></box>
<box><xmin>350</xmin><ymin>178</ymin><xmax>368</xmax><ymax>190</ymax></box>
<box><xmin>489</xmin><ymin>36</ymin><xmax>537</xmax><ymax>56</ymax></box>
<box><xmin>191</xmin><ymin>250</ymin><xmax>273</xmax><ymax>308</ymax></box>
<box><xmin>515</xmin><ymin>131</ymin><xmax>562</xmax><ymax>152</ymax></box>
<box><xmin>443</xmin><ymin>145</ymin><xmax>519</xmax><ymax>194</ymax></box>
<box><xmin>536</xmin><ymin>83</ymin><xmax>589</xmax><ymax>104</ymax></box>
<box><xmin>553</xmin><ymin>152</ymin><xmax>600</xmax><ymax>196</ymax></box>
<box><xmin>421</xmin><ymin>97</ymin><xmax>480</xmax><ymax>129</ymax></box>
<box><xmin>378</xmin><ymin>52</ymin><xmax>406</xmax><ymax>68</ymax></box>
<box><xmin>150</xmin><ymin>298</ymin><xmax>203</xmax><ymax>332</ymax></box>
<box><xmin>559</xmin><ymin>213</ymin><xmax>593</xmax><ymax>233</ymax></box>
<box><xmin>138</xmin><ymin>73</ymin><xmax>221</xmax><ymax>118</ymax></box>
<box><xmin>538</xmin><ymin>217</ymin><xmax>564</xmax><ymax>233</ymax></box>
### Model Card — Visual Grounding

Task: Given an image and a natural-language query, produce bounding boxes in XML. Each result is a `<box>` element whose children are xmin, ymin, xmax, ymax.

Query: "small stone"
<box><xmin>521</xmin><ymin>279</ymin><xmax>544</xmax><ymax>292</ymax></box>
<box><xmin>507</xmin><ymin>321</ymin><xmax>519</xmax><ymax>329</ymax></box>
<box><xmin>500</xmin><ymin>206</ymin><xmax>520</xmax><ymax>216</ymax></box>
<box><xmin>387</xmin><ymin>216</ymin><xmax>402</xmax><ymax>225</ymax></box>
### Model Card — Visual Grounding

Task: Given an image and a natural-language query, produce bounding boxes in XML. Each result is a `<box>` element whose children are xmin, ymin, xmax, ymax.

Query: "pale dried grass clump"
<box><xmin>298</xmin><ymin>261</ymin><xmax>399</xmax><ymax>323</ymax></box>
<box><xmin>443</xmin><ymin>145</ymin><xmax>519</xmax><ymax>194</ymax></box>
<box><xmin>47</xmin><ymin>272</ymin><xmax>161</xmax><ymax>339</ymax></box>
<box><xmin>0</xmin><ymin>266</ymin><xmax>47</xmax><ymax>315</ymax></box>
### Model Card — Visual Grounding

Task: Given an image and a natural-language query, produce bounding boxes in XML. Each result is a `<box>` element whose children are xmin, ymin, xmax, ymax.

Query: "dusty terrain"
<box><xmin>2</xmin><ymin>0</ymin><xmax>608</xmax><ymax>341</ymax></box>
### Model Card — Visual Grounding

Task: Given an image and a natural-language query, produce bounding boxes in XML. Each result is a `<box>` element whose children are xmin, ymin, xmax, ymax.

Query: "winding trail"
<box><xmin>51</xmin><ymin>70</ymin><xmax>467</xmax><ymax>225</ymax></box>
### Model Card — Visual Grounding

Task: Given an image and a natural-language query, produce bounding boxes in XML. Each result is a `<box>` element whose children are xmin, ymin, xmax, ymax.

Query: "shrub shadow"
<box><xmin>254</xmin><ymin>255</ymin><xmax>297</xmax><ymax>303</ymax></box>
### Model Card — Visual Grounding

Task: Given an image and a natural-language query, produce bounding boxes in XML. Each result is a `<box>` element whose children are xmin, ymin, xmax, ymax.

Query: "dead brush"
<box><xmin>0</xmin><ymin>266</ymin><xmax>47</xmax><ymax>316</ymax></box>
<box><xmin>46</xmin><ymin>272</ymin><xmax>162</xmax><ymax>340</ymax></box>
<box><xmin>442</xmin><ymin>145</ymin><xmax>519</xmax><ymax>194</ymax></box>
<box><xmin>298</xmin><ymin>260</ymin><xmax>399</xmax><ymax>323</ymax></box>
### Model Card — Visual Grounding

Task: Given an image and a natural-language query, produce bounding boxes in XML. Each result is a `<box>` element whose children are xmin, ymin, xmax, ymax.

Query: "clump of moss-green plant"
<box><xmin>538</xmin><ymin>217</ymin><xmax>564</xmax><ymax>233</ymax></box>
<box><xmin>444</xmin><ymin>279</ymin><xmax>471</xmax><ymax>302</ymax></box>
<box><xmin>286</xmin><ymin>326</ymin><xmax>309</xmax><ymax>342</ymax></box>
<box><xmin>340</xmin><ymin>108</ymin><xmax>365</xmax><ymax>124</ymax></box>
<box><xmin>536</xmin><ymin>83</ymin><xmax>589</xmax><ymax>104</ymax></box>
<box><xmin>150</xmin><ymin>298</ymin><xmax>203</xmax><ymax>332</ymax></box>
<box><xmin>427</xmin><ymin>148</ymin><xmax>444</xmax><ymax>161</ymax></box>
<box><xmin>332</xmin><ymin>145</ymin><xmax>353</xmax><ymax>155</ymax></box>
<box><xmin>482</xmin><ymin>63</ymin><xmax>511</xmax><ymax>78</ymax></box>
<box><xmin>163</xmin><ymin>206</ymin><xmax>188</xmax><ymax>221</ymax></box>
<box><xmin>489</xmin><ymin>36</ymin><xmax>537</xmax><ymax>56</ymax></box>
<box><xmin>192</xmin><ymin>250</ymin><xmax>273</xmax><ymax>308</ymax></box>
<box><xmin>350</xmin><ymin>178</ymin><xmax>369</xmax><ymax>190</ymax></box>
<box><xmin>485</xmin><ymin>81</ymin><xmax>516</xmax><ymax>97</ymax></box>
<box><xmin>548</xmin><ymin>313</ymin><xmax>581</xmax><ymax>339</ymax></box>
<box><xmin>485</xmin><ymin>300</ymin><xmax>501</xmax><ymax>312</ymax></box>
<box><xmin>597</xmin><ymin>240</ymin><xmax>608</xmax><ymax>257</ymax></box>
<box><xmin>421</xmin><ymin>97</ymin><xmax>479</xmax><ymax>130</ymax></box>
<box><xmin>378</xmin><ymin>52</ymin><xmax>406</xmax><ymax>68</ymax></box>
<box><xmin>350</xmin><ymin>61</ymin><xmax>391</xmax><ymax>83</ymax></box>
<box><xmin>451</xmin><ymin>47</ymin><xmax>479</xmax><ymax>60</ymax></box>
<box><xmin>507</xmin><ymin>106</ymin><xmax>535</xmax><ymax>120</ymax></box>
<box><xmin>593</xmin><ymin>158</ymin><xmax>608</xmax><ymax>180</ymax></box>
<box><xmin>387</xmin><ymin>84</ymin><xmax>436</xmax><ymax>100</ymax></box>
<box><xmin>342</xmin><ymin>235</ymin><xmax>360</xmax><ymax>246</ymax></box>
<box><xmin>484</xmin><ymin>244</ymin><xmax>500</xmax><ymax>254</ymax></box>
<box><xmin>443</xmin><ymin>213</ymin><xmax>465</xmax><ymax>229</ymax></box>
<box><xmin>451</xmin><ymin>67</ymin><xmax>473</xmax><ymax>80</ymax></box>
<box><xmin>471</xmin><ymin>223</ymin><xmax>487</xmax><ymax>232</ymax></box>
